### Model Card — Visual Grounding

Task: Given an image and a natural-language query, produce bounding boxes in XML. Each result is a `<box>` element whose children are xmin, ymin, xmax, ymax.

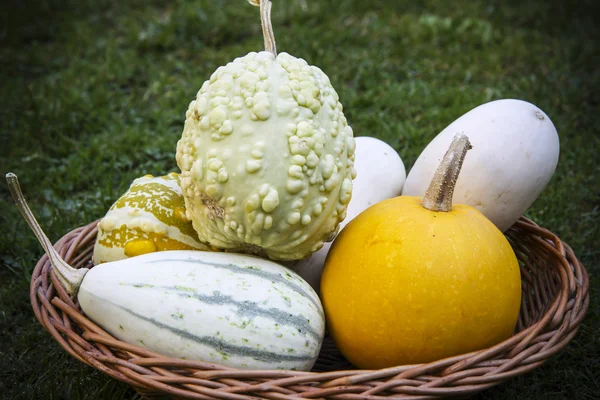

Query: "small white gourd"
<box><xmin>403</xmin><ymin>99</ymin><xmax>559</xmax><ymax>232</ymax></box>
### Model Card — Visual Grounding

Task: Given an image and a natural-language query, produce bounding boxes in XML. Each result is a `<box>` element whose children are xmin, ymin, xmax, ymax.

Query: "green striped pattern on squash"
<box><xmin>78</xmin><ymin>251</ymin><xmax>325</xmax><ymax>370</ymax></box>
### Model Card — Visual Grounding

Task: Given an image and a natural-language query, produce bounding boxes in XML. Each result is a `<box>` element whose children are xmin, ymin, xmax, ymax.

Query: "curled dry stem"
<box><xmin>248</xmin><ymin>0</ymin><xmax>277</xmax><ymax>56</ymax></box>
<box><xmin>6</xmin><ymin>173</ymin><xmax>88</xmax><ymax>297</ymax></box>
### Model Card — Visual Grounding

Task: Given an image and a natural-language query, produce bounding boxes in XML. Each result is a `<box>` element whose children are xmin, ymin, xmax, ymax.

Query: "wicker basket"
<box><xmin>31</xmin><ymin>216</ymin><xmax>589</xmax><ymax>399</ymax></box>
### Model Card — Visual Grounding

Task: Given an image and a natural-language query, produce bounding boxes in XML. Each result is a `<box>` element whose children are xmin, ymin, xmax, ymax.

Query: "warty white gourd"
<box><xmin>403</xmin><ymin>99</ymin><xmax>559</xmax><ymax>232</ymax></box>
<box><xmin>176</xmin><ymin>0</ymin><xmax>356</xmax><ymax>261</ymax></box>
<box><xmin>285</xmin><ymin>137</ymin><xmax>406</xmax><ymax>293</ymax></box>
<box><xmin>7</xmin><ymin>173</ymin><xmax>325</xmax><ymax>371</ymax></box>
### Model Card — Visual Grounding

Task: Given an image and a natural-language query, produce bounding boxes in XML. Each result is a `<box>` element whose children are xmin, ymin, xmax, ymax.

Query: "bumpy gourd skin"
<box><xmin>92</xmin><ymin>173</ymin><xmax>210</xmax><ymax>264</ymax></box>
<box><xmin>177</xmin><ymin>51</ymin><xmax>356</xmax><ymax>261</ymax></box>
<box><xmin>321</xmin><ymin>196</ymin><xmax>522</xmax><ymax>369</ymax></box>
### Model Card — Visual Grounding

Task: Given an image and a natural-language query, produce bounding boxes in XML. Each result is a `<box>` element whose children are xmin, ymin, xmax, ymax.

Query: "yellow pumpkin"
<box><xmin>321</xmin><ymin>135</ymin><xmax>522</xmax><ymax>369</ymax></box>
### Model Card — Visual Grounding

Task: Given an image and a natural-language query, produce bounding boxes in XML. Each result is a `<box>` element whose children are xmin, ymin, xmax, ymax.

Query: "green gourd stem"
<box><xmin>420</xmin><ymin>134</ymin><xmax>472</xmax><ymax>212</ymax></box>
<box><xmin>6</xmin><ymin>173</ymin><xmax>88</xmax><ymax>297</ymax></box>
<box><xmin>248</xmin><ymin>0</ymin><xmax>277</xmax><ymax>56</ymax></box>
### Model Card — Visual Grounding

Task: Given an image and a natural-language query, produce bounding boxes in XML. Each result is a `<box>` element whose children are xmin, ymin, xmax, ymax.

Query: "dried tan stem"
<box><xmin>248</xmin><ymin>0</ymin><xmax>277</xmax><ymax>56</ymax></box>
<box><xmin>420</xmin><ymin>134</ymin><xmax>472</xmax><ymax>212</ymax></box>
<box><xmin>6</xmin><ymin>172</ymin><xmax>88</xmax><ymax>296</ymax></box>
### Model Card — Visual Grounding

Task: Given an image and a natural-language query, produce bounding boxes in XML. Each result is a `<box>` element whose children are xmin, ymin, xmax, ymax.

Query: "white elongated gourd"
<box><xmin>176</xmin><ymin>1</ymin><xmax>356</xmax><ymax>261</ymax></box>
<box><xmin>93</xmin><ymin>173</ymin><xmax>211</xmax><ymax>265</ymax></box>
<box><xmin>6</xmin><ymin>173</ymin><xmax>325</xmax><ymax>371</ymax></box>
<box><xmin>284</xmin><ymin>137</ymin><xmax>406</xmax><ymax>293</ymax></box>
<box><xmin>403</xmin><ymin>99</ymin><xmax>559</xmax><ymax>232</ymax></box>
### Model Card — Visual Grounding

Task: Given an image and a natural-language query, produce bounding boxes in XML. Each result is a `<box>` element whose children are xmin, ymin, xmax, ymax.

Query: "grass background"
<box><xmin>1</xmin><ymin>0</ymin><xmax>598</xmax><ymax>398</ymax></box>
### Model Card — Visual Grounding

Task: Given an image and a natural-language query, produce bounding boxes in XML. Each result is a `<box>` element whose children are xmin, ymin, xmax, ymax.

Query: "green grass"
<box><xmin>1</xmin><ymin>0</ymin><xmax>598</xmax><ymax>398</ymax></box>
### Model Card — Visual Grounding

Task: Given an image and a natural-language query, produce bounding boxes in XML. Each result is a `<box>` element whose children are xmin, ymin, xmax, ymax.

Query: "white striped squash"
<box><xmin>79</xmin><ymin>250</ymin><xmax>325</xmax><ymax>371</ymax></box>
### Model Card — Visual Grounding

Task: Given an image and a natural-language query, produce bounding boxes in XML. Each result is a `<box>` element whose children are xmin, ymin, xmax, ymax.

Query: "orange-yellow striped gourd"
<box><xmin>92</xmin><ymin>173</ymin><xmax>212</xmax><ymax>264</ymax></box>
<box><xmin>321</xmin><ymin>134</ymin><xmax>522</xmax><ymax>369</ymax></box>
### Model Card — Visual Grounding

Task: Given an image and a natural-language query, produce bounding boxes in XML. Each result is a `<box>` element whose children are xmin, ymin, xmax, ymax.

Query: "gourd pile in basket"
<box><xmin>8</xmin><ymin>0</ymin><xmax>561</xmax><ymax>375</ymax></box>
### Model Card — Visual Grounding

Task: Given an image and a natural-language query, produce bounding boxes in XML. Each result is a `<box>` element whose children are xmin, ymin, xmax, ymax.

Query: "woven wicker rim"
<box><xmin>30</xmin><ymin>217</ymin><xmax>589</xmax><ymax>399</ymax></box>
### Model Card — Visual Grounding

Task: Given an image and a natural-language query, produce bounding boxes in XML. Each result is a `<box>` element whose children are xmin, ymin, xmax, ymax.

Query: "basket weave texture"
<box><xmin>31</xmin><ymin>217</ymin><xmax>589</xmax><ymax>399</ymax></box>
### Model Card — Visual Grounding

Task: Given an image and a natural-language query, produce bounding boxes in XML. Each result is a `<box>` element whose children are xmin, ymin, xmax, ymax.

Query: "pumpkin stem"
<box><xmin>6</xmin><ymin>173</ymin><xmax>88</xmax><ymax>297</ymax></box>
<box><xmin>248</xmin><ymin>0</ymin><xmax>277</xmax><ymax>56</ymax></box>
<box><xmin>420</xmin><ymin>134</ymin><xmax>472</xmax><ymax>212</ymax></box>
